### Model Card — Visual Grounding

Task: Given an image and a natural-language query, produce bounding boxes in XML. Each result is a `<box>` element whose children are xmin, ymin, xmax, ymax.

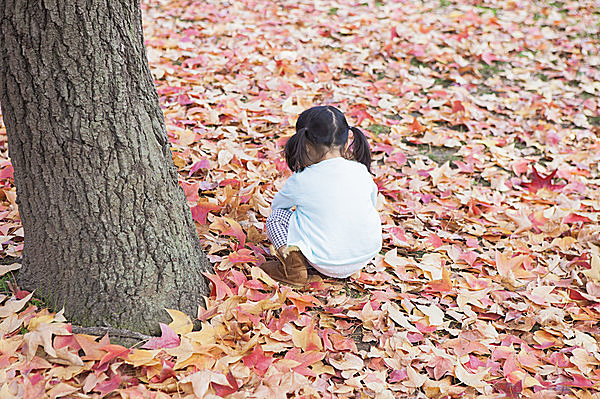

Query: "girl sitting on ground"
<box><xmin>262</xmin><ymin>105</ymin><xmax>382</xmax><ymax>285</ymax></box>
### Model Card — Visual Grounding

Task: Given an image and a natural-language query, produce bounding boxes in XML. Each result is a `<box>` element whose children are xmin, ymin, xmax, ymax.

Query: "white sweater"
<box><xmin>271</xmin><ymin>157</ymin><xmax>382</xmax><ymax>278</ymax></box>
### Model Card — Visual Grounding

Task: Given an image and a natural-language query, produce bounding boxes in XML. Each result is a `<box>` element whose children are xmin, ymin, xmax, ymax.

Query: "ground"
<box><xmin>0</xmin><ymin>0</ymin><xmax>599</xmax><ymax>397</ymax></box>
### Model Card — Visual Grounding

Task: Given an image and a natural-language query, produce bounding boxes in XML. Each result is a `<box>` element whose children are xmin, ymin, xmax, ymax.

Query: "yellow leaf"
<box><xmin>416</xmin><ymin>304</ymin><xmax>445</xmax><ymax>326</ymax></box>
<box><xmin>273</xmin><ymin>358</ymin><xmax>302</xmax><ymax>373</ymax></box>
<box><xmin>417</xmin><ymin>253</ymin><xmax>443</xmax><ymax>280</ymax></box>
<box><xmin>430</xmin><ymin>162</ymin><xmax>455</xmax><ymax>186</ymax></box>
<box><xmin>28</xmin><ymin>314</ymin><xmax>56</xmax><ymax>331</ymax></box>
<box><xmin>250</xmin><ymin>266</ymin><xmax>277</xmax><ymax>287</ymax></box>
<box><xmin>456</xmin><ymin>289</ymin><xmax>488</xmax><ymax>312</ymax></box>
<box><xmin>166</xmin><ymin>308</ymin><xmax>193</xmax><ymax>335</ymax></box>
<box><xmin>186</xmin><ymin>322</ymin><xmax>217</xmax><ymax>345</ymax></box>
<box><xmin>550</xmin><ymin>236</ymin><xmax>576</xmax><ymax>251</ymax></box>
<box><xmin>282</xmin><ymin>96</ymin><xmax>304</xmax><ymax>114</ymax></box>
<box><xmin>495</xmin><ymin>251</ymin><xmax>525</xmax><ymax>278</ymax></box>
<box><xmin>181</xmin><ymin>370</ymin><xmax>229</xmax><ymax>398</ymax></box>
<box><xmin>405</xmin><ymin>365</ymin><xmax>428</xmax><ymax>388</ymax></box>
<box><xmin>523</xmin><ymin>375</ymin><xmax>543</xmax><ymax>388</ymax></box>
<box><xmin>0</xmin><ymin>336</ymin><xmax>22</xmax><ymax>356</ymax></box>
<box><xmin>291</xmin><ymin>324</ymin><xmax>322</xmax><ymax>352</ymax></box>
<box><xmin>383</xmin><ymin>302</ymin><xmax>419</xmax><ymax>333</ymax></box>
<box><xmin>23</xmin><ymin>322</ymin><xmax>69</xmax><ymax>360</ymax></box>
<box><xmin>583</xmin><ymin>253</ymin><xmax>600</xmax><ymax>282</ymax></box>
<box><xmin>311</xmin><ymin>360</ymin><xmax>335</xmax><ymax>375</ymax></box>
<box><xmin>454</xmin><ymin>362</ymin><xmax>489</xmax><ymax>392</ymax></box>
<box><xmin>126</xmin><ymin>349</ymin><xmax>161</xmax><ymax>368</ymax></box>
<box><xmin>0</xmin><ymin>314</ymin><xmax>22</xmax><ymax>335</ymax></box>
<box><xmin>166</xmin><ymin>336</ymin><xmax>196</xmax><ymax>367</ymax></box>
<box><xmin>174</xmin><ymin>353</ymin><xmax>216</xmax><ymax>371</ymax></box>
<box><xmin>49</xmin><ymin>347</ymin><xmax>84</xmax><ymax>367</ymax></box>
<box><xmin>0</xmin><ymin>263</ymin><xmax>20</xmax><ymax>277</ymax></box>
<box><xmin>47</xmin><ymin>363</ymin><xmax>91</xmax><ymax>380</ymax></box>
<box><xmin>0</xmin><ymin>292</ymin><xmax>33</xmax><ymax>318</ymax></box>
<box><xmin>177</xmin><ymin>129</ymin><xmax>196</xmax><ymax>147</ymax></box>
<box><xmin>383</xmin><ymin>248</ymin><xmax>409</xmax><ymax>268</ymax></box>
<box><xmin>328</xmin><ymin>353</ymin><xmax>364</xmax><ymax>371</ymax></box>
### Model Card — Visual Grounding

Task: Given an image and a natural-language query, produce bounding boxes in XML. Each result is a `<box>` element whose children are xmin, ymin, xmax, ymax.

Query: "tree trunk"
<box><xmin>0</xmin><ymin>0</ymin><xmax>211</xmax><ymax>334</ymax></box>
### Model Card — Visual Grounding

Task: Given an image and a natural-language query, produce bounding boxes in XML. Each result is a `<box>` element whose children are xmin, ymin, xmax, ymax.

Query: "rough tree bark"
<box><xmin>0</xmin><ymin>0</ymin><xmax>211</xmax><ymax>334</ymax></box>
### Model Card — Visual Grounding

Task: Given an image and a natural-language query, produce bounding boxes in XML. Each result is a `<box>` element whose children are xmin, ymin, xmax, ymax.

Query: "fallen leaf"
<box><xmin>165</xmin><ymin>308</ymin><xmax>193</xmax><ymax>335</ymax></box>
<box><xmin>141</xmin><ymin>323</ymin><xmax>180</xmax><ymax>350</ymax></box>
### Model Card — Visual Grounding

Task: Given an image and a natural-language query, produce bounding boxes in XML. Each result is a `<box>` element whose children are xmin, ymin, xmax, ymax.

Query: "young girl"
<box><xmin>262</xmin><ymin>105</ymin><xmax>382</xmax><ymax>285</ymax></box>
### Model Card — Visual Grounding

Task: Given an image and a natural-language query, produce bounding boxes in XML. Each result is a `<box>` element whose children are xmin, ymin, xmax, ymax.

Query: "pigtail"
<box><xmin>284</xmin><ymin>127</ymin><xmax>311</xmax><ymax>172</ymax></box>
<box><xmin>349</xmin><ymin>126</ymin><xmax>372</xmax><ymax>173</ymax></box>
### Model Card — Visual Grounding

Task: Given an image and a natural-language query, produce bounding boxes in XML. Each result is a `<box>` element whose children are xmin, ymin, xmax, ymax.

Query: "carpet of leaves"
<box><xmin>0</xmin><ymin>0</ymin><xmax>599</xmax><ymax>397</ymax></box>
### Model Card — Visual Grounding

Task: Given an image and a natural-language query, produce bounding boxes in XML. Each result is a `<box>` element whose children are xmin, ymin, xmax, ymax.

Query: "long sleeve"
<box><xmin>371</xmin><ymin>181</ymin><xmax>378</xmax><ymax>208</ymax></box>
<box><xmin>271</xmin><ymin>174</ymin><xmax>299</xmax><ymax>210</ymax></box>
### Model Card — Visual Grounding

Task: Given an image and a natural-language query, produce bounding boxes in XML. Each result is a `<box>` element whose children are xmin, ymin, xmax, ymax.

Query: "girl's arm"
<box><xmin>371</xmin><ymin>181</ymin><xmax>378</xmax><ymax>207</ymax></box>
<box><xmin>271</xmin><ymin>174</ymin><xmax>300</xmax><ymax>210</ymax></box>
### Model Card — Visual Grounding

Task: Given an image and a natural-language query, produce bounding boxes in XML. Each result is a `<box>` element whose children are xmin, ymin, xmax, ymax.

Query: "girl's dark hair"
<box><xmin>284</xmin><ymin>105</ymin><xmax>372</xmax><ymax>173</ymax></box>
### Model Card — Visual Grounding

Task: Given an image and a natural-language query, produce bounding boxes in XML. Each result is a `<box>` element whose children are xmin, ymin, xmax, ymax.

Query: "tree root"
<box><xmin>71</xmin><ymin>325</ymin><xmax>152</xmax><ymax>341</ymax></box>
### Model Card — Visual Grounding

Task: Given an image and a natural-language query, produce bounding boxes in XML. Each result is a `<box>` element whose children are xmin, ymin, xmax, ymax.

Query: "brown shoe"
<box><xmin>261</xmin><ymin>246</ymin><xmax>308</xmax><ymax>286</ymax></box>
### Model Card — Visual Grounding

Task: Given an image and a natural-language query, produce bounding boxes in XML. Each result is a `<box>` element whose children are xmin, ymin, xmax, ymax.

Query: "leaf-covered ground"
<box><xmin>0</xmin><ymin>0</ymin><xmax>599</xmax><ymax>397</ymax></box>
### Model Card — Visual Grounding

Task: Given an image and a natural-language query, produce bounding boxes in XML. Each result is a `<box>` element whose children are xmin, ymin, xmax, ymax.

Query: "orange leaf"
<box><xmin>98</xmin><ymin>344</ymin><xmax>130</xmax><ymax>366</ymax></box>
<box><xmin>285</xmin><ymin>290</ymin><xmax>322</xmax><ymax>313</ymax></box>
<box><xmin>409</xmin><ymin>117</ymin><xmax>424</xmax><ymax>133</ymax></box>
<box><xmin>75</xmin><ymin>334</ymin><xmax>110</xmax><ymax>361</ymax></box>
<box><xmin>426</xmin><ymin>265</ymin><xmax>453</xmax><ymax>292</ymax></box>
<box><xmin>210</xmin><ymin>217</ymin><xmax>246</xmax><ymax>248</ymax></box>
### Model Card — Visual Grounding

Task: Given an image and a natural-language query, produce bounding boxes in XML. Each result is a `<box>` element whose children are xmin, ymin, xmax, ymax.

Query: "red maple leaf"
<box><xmin>346</xmin><ymin>105</ymin><xmax>374</xmax><ymax>125</ymax></box>
<box><xmin>212</xmin><ymin>371</ymin><xmax>239</xmax><ymax>397</ymax></box>
<box><xmin>562</xmin><ymin>213</ymin><xmax>591</xmax><ymax>224</ymax></box>
<box><xmin>191</xmin><ymin>201</ymin><xmax>221</xmax><ymax>224</ymax></box>
<box><xmin>228</xmin><ymin>248</ymin><xmax>259</xmax><ymax>264</ymax></box>
<box><xmin>451</xmin><ymin>100</ymin><xmax>465</xmax><ymax>113</ymax></box>
<box><xmin>98</xmin><ymin>344</ymin><xmax>130</xmax><ymax>366</ymax></box>
<box><xmin>494</xmin><ymin>379</ymin><xmax>522</xmax><ymax>398</ymax></box>
<box><xmin>180</xmin><ymin>180</ymin><xmax>200</xmax><ymax>202</ymax></box>
<box><xmin>242</xmin><ymin>345</ymin><xmax>273</xmax><ymax>376</ymax></box>
<box><xmin>94</xmin><ymin>373</ymin><xmax>123</xmax><ymax>396</ymax></box>
<box><xmin>409</xmin><ymin>117</ymin><xmax>424</xmax><ymax>134</ymax></box>
<box><xmin>520</xmin><ymin>166</ymin><xmax>565</xmax><ymax>193</ymax></box>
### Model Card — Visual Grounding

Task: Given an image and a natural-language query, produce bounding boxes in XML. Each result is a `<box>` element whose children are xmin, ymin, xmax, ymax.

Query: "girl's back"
<box><xmin>263</xmin><ymin>105</ymin><xmax>382</xmax><ymax>282</ymax></box>
<box><xmin>273</xmin><ymin>157</ymin><xmax>381</xmax><ymax>271</ymax></box>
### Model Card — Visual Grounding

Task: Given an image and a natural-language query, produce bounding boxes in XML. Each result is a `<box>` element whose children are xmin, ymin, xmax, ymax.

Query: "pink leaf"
<box><xmin>228</xmin><ymin>248</ymin><xmax>259</xmax><ymax>264</ymax></box>
<box><xmin>387</xmin><ymin>152</ymin><xmax>407</xmax><ymax>167</ymax></box>
<box><xmin>191</xmin><ymin>201</ymin><xmax>221</xmax><ymax>224</ymax></box>
<box><xmin>389</xmin><ymin>369</ymin><xmax>407</xmax><ymax>383</ymax></box>
<box><xmin>242</xmin><ymin>345</ymin><xmax>272</xmax><ymax>376</ymax></box>
<box><xmin>141</xmin><ymin>323</ymin><xmax>180</xmax><ymax>349</ymax></box>
<box><xmin>180</xmin><ymin>180</ymin><xmax>200</xmax><ymax>202</ymax></box>
<box><xmin>562</xmin><ymin>213</ymin><xmax>591</xmax><ymax>224</ymax></box>
<box><xmin>569</xmin><ymin>374</ymin><xmax>593</xmax><ymax>388</ymax></box>
<box><xmin>202</xmin><ymin>272</ymin><xmax>233</xmax><ymax>301</ymax></box>
<box><xmin>0</xmin><ymin>165</ymin><xmax>13</xmax><ymax>180</ymax></box>
<box><xmin>189</xmin><ymin>159</ymin><xmax>211</xmax><ymax>176</ymax></box>
<box><xmin>481</xmin><ymin>52</ymin><xmax>497</xmax><ymax>65</ymax></box>
<box><xmin>95</xmin><ymin>374</ymin><xmax>122</xmax><ymax>396</ymax></box>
